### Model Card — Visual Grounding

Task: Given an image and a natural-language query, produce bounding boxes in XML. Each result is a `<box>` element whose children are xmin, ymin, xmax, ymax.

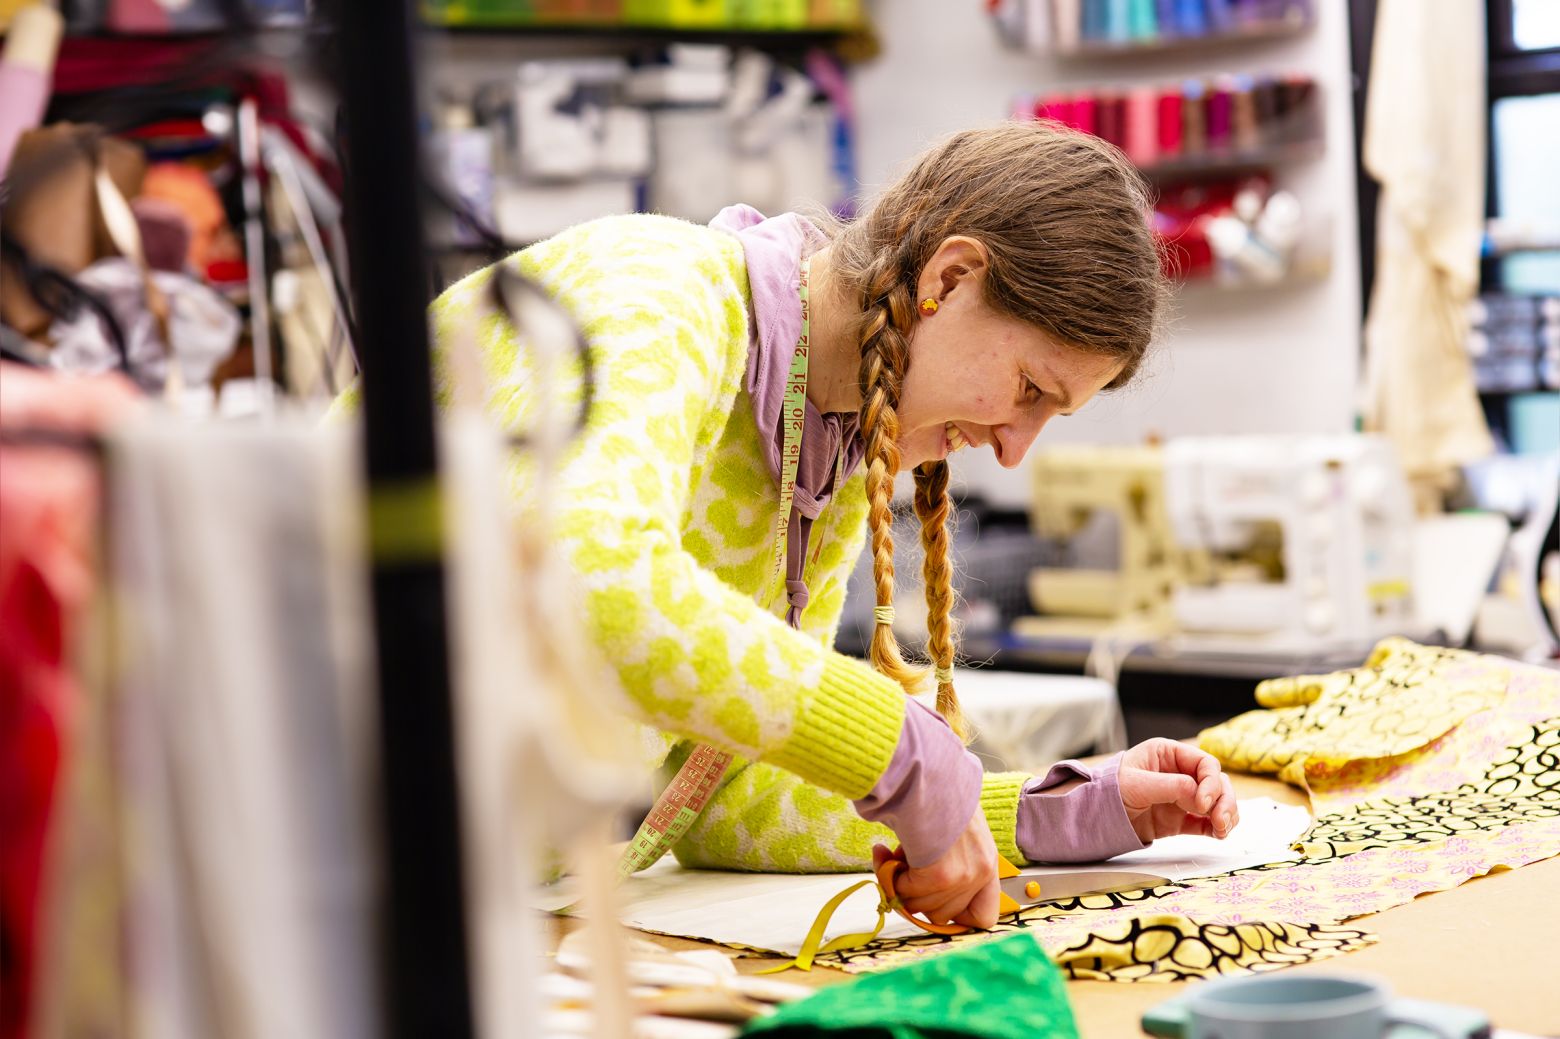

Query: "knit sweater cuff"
<box><xmin>979</xmin><ymin>771</ymin><xmax>1030</xmax><ymax>867</ymax></box>
<box><xmin>769</xmin><ymin>653</ymin><xmax>906</xmax><ymax>800</ymax></box>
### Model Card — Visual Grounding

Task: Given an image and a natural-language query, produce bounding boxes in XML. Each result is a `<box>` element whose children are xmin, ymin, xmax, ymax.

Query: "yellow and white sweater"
<box><xmin>412</xmin><ymin>214</ymin><xmax>1029</xmax><ymax>871</ymax></box>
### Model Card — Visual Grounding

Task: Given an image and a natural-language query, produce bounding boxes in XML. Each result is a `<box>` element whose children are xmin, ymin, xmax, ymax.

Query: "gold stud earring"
<box><xmin>919</xmin><ymin>297</ymin><xmax>939</xmax><ymax>315</ymax></box>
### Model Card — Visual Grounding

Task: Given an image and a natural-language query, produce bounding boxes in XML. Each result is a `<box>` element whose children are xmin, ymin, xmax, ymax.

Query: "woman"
<box><xmin>416</xmin><ymin>121</ymin><xmax>1239</xmax><ymax>930</ymax></box>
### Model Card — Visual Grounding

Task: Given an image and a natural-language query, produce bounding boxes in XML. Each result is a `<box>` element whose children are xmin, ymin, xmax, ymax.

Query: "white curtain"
<box><xmin>1361</xmin><ymin>0</ymin><xmax>1494</xmax><ymax>511</ymax></box>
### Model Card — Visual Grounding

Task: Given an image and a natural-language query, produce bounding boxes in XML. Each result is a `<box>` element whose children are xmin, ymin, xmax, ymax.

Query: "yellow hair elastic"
<box><xmin>934</xmin><ymin>665</ymin><xmax>954</xmax><ymax>684</ymax></box>
<box><xmin>873</xmin><ymin>605</ymin><xmax>895</xmax><ymax>625</ymax></box>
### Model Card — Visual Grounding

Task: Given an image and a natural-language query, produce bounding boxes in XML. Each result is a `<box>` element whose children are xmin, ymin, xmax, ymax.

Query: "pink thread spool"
<box><xmin>1124</xmin><ymin>86</ymin><xmax>1159</xmax><ymax>167</ymax></box>
<box><xmin>1072</xmin><ymin>93</ymin><xmax>1098</xmax><ymax>136</ymax></box>
<box><xmin>1096</xmin><ymin>92</ymin><xmax>1126</xmax><ymax>148</ymax></box>
<box><xmin>1036</xmin><ymin>93</ymin><xmax>1072</xmax><ymax>126</ymax></box>
<box><xmin>1206</xmin><ymin>79</ymin><xmax>1233</xmax><ymax>151</ymax></box>
<box><xmin>1156</xmin><ymin>88</ymin><xmax>1183</xmax><ymax>157</ymax></box>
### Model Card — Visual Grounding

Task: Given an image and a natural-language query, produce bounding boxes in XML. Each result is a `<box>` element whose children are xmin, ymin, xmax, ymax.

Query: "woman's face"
<box><xmin>893</xmin><ymin>239</ymin><xmax>1126</xmax><ymax>472</ymax></box>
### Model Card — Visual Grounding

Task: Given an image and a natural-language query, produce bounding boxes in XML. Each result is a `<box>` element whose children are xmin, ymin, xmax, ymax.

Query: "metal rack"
<box><xmin>331</xmin><ymin>2</ymin><xmax>475</xmax><ymax>1034</ymax></box>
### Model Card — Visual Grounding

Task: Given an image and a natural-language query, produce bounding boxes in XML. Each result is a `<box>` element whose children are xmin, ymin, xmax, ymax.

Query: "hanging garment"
<box><xmin>34</xmin><ymin>412</ymin><xmax>381</xmax><ymax>1039</ymax></box>
<box><xmin>0</xmin><ymin>363</ymin><xmax>139</xmax><ymax>1039</ymax></box>
<box><xmin>34</xmin><ymin>409</ymin><xmax>639</xmax><ymax>1039</ymax></box>
<box><xmin>1361</xmin><ymin>0</ymin><xmax>1493</xmax><ymax>508</ymax></box>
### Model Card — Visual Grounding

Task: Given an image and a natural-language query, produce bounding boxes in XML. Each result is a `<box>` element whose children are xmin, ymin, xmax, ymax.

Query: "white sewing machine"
<box><xmin>1163</xmin><ymin>434</ymin><xmax>1417</xmax><ymax>655</ymax></box>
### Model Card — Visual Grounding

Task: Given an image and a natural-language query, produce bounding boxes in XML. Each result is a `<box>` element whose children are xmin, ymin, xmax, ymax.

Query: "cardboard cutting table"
<box><xmin>555</xmin><ymin>768</ymin><xmax>1560</xmax><ymax>1037</ymax></box>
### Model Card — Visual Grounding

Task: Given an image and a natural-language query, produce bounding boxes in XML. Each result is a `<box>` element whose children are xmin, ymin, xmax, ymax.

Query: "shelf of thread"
<box><xmin>1053</xmin><ymin>11</ymin><xmax>1312</xmax><ymax>58</ymax></box>
<box><xmin>1011</xmin><ymin>0</ymin><xmax>1315</xmax><ymax>59</ymax></box>
<box><xmin>1138</xmin><ymin>137</ymin><xmax>1322</xmax><ymax>180</ymax></box>
<box><xmin>1022</xmin><ymin>73</ymin><xmax>1322</xmax><ymax>180</ymax></box>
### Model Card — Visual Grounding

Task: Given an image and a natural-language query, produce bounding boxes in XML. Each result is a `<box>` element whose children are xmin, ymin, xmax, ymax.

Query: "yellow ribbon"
<box><xmin>760</xmin><ymin>856</ymin><xmax>1026</xmax><ymax>973</ymax></box>
<box><xmin>757</xmin><ymin>879</ymin><xmax>895</xmax><ymax>974</ymax></box>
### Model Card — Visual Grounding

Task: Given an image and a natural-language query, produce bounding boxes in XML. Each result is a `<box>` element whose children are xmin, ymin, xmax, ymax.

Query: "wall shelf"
<box><xmin>420</xmin><ymin>21</ymin><xmax>860</xmax><ymax>48</ymax></box>
<box><xmin>1138</xmin><ymin>137</ymin><xmax>1324</xmax><ymax>180</ymax></box>
<box><xmin>1053</xmin><ymin>12</ymin><xmax>1311</xmax><ymax>59</ymax></box>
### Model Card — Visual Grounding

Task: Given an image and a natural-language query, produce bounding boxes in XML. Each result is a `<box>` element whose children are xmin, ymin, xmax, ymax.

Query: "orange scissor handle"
<box><xmin>874</xmin><ymin>847</ymin><xmax>1025</xmax><ymax>935</ymax></box>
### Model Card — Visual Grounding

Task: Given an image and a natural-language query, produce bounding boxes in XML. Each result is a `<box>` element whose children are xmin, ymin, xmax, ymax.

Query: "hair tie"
<box><xmin>934</xmin><ymin>665</ymin><xmax>953</xmax><ymax>685</ymax></box>
<box><xmin>873</xmin><ymin>605</ymin><xmax>896</xmax><ymax>625</ymax></box>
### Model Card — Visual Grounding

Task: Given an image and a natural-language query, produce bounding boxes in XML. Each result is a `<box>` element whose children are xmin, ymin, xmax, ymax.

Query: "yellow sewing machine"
<box><xmin>1014</xmin><ymin>444</ymin><xmax>1181</xmax><ymax>640</ymax></box>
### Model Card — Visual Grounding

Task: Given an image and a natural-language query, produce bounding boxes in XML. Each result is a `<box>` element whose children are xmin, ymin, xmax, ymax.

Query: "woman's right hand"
<box><xmin>872</xmin><ymin>809</ymin><xmax>1001</xmax><ymax>929</ymax></box>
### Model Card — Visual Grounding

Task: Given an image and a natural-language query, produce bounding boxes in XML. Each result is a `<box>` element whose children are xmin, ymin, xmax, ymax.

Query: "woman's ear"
<box><xmin>919</xmin><ymin>236</ymin><xmax>990</xmax><ymax>305</ymax></box>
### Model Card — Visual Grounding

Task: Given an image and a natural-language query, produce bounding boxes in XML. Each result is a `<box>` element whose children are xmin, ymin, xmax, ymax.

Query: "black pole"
<box><xmin>331</xmin><ymin>2</ymin><xmax>475</xmax><ymax>1035</ymax></box>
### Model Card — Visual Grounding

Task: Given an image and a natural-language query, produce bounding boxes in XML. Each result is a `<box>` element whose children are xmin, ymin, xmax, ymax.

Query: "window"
<box><xmin>1513</xmin><ymin>0</ymin><xmax>1560</xmax><ymax>52</ymax></box>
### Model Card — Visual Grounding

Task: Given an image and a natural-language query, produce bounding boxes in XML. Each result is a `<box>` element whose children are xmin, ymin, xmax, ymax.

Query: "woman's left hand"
<box><xmin>1117</xmin><ymin>738</ymin><xmax>1239</xmax><ymax>844</ymax></box>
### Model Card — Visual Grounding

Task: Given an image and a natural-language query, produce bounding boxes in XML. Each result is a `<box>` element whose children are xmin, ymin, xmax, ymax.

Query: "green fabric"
<box><xmin>743</xmin><ymin>934</ymin><xmax>1080</xmax><ymax>1039</ymax></box>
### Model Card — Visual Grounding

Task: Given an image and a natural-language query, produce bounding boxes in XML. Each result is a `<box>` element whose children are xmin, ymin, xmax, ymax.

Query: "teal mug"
<box><xmin>1142</xmin><ymin>974</ymin><xmax>1491</xmax><ymax>1039</ymax></box>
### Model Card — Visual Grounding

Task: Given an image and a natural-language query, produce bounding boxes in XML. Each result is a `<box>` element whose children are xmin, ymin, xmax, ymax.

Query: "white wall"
<box><xmin>851</xmin><ymin>0</ymin><xmax>1363</xmax><ymax>508</ymax></box>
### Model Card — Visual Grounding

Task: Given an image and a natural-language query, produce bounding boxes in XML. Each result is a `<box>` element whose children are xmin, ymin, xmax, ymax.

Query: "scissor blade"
<box><xmin>1000</xmin><ymin>870</ymin><xmax>1169</xmax><ymax>905</ymax></box>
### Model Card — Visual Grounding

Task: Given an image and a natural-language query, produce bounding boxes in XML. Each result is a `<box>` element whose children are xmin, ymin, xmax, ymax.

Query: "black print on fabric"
<box><xmin>1051</xmin><ymin>918</ymin><xmax>1378</xmax><ymax>983</ymax></box>
<box><xmin>813</xmin><ymin>859</ymin><xmax>1310</xmax><ymax>969</ymax></box>
<box><xmin>1298</xmin><ymin>718</ymin><xmax>1560</xmax><ymax>857</ymax></box>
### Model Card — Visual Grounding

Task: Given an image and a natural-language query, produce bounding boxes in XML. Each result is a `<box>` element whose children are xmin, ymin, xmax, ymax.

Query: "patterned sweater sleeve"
<box><xmin>674</xmin><ymin>755</ymin><xmax>1032</xmax><ymax>873</ymax></box>
<box><xmin>435</xmin><ymin>217</ymin><xmax>908</xmax><ymax>801</ymax></box>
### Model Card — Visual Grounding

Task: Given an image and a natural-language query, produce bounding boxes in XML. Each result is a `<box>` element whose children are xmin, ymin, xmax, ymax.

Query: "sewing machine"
<box><xmin>1016</xmin><ymin>444</ymin><xmax>1180</xmax><ymax>639</ymax></box>
<box><xmin>1163</xmin><ymin>434</ymin><xmax>1416</xmax><ymax>654</ymax></box>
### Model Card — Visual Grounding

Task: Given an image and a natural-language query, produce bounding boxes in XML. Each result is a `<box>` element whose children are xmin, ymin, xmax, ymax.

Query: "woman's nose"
<box><xmin>992</xmin><ymin>411</ymin><xmax>1050</xmax><ymax>469</ymax></box>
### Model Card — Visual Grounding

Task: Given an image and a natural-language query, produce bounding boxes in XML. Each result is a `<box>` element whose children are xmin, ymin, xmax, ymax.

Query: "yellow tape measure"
<box><xmin>619</xmin><ymin>259</ymin><xmax>814</xmax><ymax>878</ymax></box>
<box><xmin>616</xmin><ymin>743</ymin><xmax>734</xmax><ymax>878</ymax></box>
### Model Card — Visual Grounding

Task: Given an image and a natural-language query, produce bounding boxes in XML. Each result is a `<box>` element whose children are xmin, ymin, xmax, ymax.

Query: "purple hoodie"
<box><xmin>711</xmin><ymin>205</ymin><xmax>1142</xmax><ymax>869</ymax></box>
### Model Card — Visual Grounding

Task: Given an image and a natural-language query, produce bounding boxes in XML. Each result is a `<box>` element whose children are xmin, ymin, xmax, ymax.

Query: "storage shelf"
<box><xmin>1137</xmin><ymin>137</ymin><xmax>1323</xmax><ymax>180</ymax></box>
<box><xmin>1053</xmin><ymin>13</ymin><xmax>1311</xmax><ymax>59</ymax></box>
<box><xmin>421</xmin><ymin>20</ymin><xmax>859</xmax><ymax>47</ymax></box>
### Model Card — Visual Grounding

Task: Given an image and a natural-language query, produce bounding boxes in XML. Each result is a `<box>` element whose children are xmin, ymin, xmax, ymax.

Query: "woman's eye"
<box><xmin>1023</xmin><ymin>377</ymin><xmax>1044</xmax><ymax>403</ymax></box>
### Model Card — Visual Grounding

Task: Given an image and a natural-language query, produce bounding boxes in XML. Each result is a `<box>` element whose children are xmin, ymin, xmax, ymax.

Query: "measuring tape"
<box><xmin>616</xmin><ymin>259</ymin><xmax>814</xmax><ymax>879</ymax></box>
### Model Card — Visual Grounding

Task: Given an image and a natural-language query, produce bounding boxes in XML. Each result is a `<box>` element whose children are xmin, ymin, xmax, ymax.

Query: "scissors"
<box><xmin>875</xmin><ymin>848</ymin><xmax>1168</xmax><ymax>935</ymax></box>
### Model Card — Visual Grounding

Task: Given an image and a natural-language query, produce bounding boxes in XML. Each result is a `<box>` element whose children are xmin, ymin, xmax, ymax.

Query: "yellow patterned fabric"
<box><xmin>812</xmin><ymin>811</ymin><xmax>1560</xmax><ymax>976</ymax></box>
<box><xmin>334</xmin><ymin>214</ymin><xmax>1032</xmax><ymax>872</ymax></box>
<box><xmin>1196</xmin><ymin>639</ymin><xmax>1507</xmax><ymax>788</ymax></box>
<box><xmin>1301</xmin><ymin>660</ymin><xmax>1560</xmax><ymax>817</ymax></box>
<box><xmin>784</xmin><ymin>643</ymin><xmax>1560</xmax><ymax>979</ymax></box>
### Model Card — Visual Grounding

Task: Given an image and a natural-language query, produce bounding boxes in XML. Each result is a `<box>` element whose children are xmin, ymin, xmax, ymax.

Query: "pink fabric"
<box><xmin>0</xmin><ymin>363</ymin><xmax>140</xmax><ymax>1038</ymax></box>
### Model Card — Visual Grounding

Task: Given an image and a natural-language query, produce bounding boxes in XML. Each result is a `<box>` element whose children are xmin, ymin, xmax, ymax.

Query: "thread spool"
<box><xmin>1156</xmin><ymin>88</ymin><xmax>1183</xmax><ymax>156</ymax></box>
<box><xmin>1253</xmin><ymin>75</ymin><xmax>1281</xmax><ymax>148</ymax></box>
<box><xmin>1231</xmin><ymin>74</ymin><xmax>1259</xmax><ymax>152</ymax></box>
<box><xmin>1071</xmin><ymin>94</ymin><xmax>1098</xmax><ymax>136</ymax></box>
<box><xmin>1096</xmin><ymin>92</ymin><xmax>1126</xmax><ymax>148</ymax></box>
<box><xmin>1206</xmin><ymin>80</ymin><xmax>1233</xmax><ymax>151</ymax></box>
<box><xmin>1128</xmin><ymin>0</ymin><xmax>1158</xmax><ymax>39</ymax></box>
<box><xmin>1174</xmin><ymin>0</ymin><xmax>1207</xmax><ymax>36</ymax></box>
<box><xmin>1124</xmin><ymin>86</ymin><xmax>1159</xmax><ymax>167</ymax></box>
<box><xmin>1180</xmin><ymin>79</ymin><xmax>1207</xmax><ymax>158</ymax></box>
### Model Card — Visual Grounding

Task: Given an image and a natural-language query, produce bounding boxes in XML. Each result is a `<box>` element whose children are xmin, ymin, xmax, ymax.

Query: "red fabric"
<box><xmin>0</xmin><ymin>364</ymin><xmax>141</xmax><ymax>1039</ymax></box>
<box><xmin>52</xmin><ymin>37</ymin><xmax>221</xmax><ymax>96</ymax></box>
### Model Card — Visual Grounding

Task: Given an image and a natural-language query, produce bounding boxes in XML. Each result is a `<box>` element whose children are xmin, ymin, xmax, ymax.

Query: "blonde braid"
<box><xmin>913</xmin><ymin>460</ymin><xmax>968</xmax><ymax>741</ymax></box>
<box><xmin>856</xmin><ymin>252</ymin><xmax>923</xmax><ymax>694</ymax></box>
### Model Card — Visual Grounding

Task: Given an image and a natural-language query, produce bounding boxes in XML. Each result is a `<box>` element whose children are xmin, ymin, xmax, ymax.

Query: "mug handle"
<box><xmin>1382</xmin><ymin>998</ymin><xmax>1470</xmax><ymax>1039</ymax></box>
